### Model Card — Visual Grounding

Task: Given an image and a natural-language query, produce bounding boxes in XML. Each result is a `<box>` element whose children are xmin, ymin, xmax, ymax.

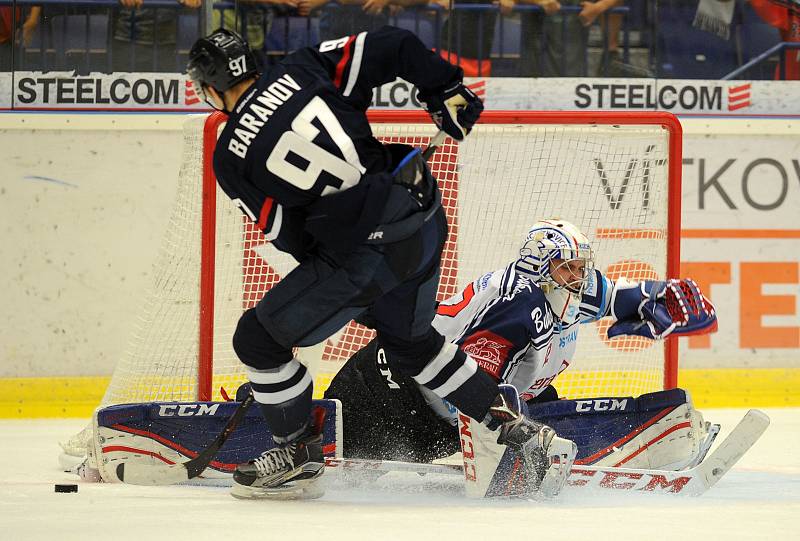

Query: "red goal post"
<box><xmin>57</xmin><ymin>110</ymin><xmax>681</xmax><ymax>461</ymax></box>
<box><xmin>193</xmin><ymin>110</ymin><xmax>682</xmax><ymax>402</ymax></box>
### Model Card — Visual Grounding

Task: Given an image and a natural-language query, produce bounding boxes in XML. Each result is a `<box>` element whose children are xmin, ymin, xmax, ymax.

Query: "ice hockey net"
<box><xmin>95</xmin><ymin>110</ymin><xmax>682</xmax><ymax>410</ymax></box>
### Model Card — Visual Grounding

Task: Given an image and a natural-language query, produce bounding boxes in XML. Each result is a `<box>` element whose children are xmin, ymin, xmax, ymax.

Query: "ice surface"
<box><xmin>1</xmin><ymin>408</ymin><xmax>798</xmax><ymax>541</ymax></box>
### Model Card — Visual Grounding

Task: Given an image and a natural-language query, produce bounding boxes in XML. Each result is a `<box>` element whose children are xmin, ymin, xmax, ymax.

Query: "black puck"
<box><xmin>55</xmin><ymin>484</ymin><xmax>78</xmax><ymax>493</ymax></box>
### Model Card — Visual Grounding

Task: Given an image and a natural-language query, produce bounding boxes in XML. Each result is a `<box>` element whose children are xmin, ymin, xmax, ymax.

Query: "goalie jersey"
<box><xmin>421</xmin><ymin>263</ymin><xmax>614</xmax><ymax>420</ymax></box>
<box><xmin>326</xmin><ymin>264</ymin><xmax>615</xmax><ymax>432</ymax></box>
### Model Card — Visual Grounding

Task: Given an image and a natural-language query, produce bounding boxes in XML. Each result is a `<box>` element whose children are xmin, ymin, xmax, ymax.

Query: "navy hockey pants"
<box><xmin>233</xmin><ymin>201</ymin><xmax>498</xmax><ymax>441</ymax></box>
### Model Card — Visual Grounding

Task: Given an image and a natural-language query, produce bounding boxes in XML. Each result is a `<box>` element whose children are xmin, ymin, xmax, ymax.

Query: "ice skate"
<box><xmin>231</xmin><ymin>430</ymin><xmax>325</xmax><ymax>500</ymax></box>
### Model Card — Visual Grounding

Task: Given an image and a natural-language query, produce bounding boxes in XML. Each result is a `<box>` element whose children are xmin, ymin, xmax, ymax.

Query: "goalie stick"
<box><xmin>325</xmin><ymin>409</ymin><xmax>770</xmax><ymax>497</ymax></box>
<box><xmin>115</xmin><ymin>392</ymin><xmax>255</xmax><ymax>486</ymax></box>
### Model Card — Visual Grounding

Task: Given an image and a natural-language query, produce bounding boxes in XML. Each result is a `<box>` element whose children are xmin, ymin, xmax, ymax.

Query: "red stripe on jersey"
<box><xmin>257</xmin><ymin>197</ymin><xmax>276</xmax><ymax>232</ymax></box>
<box><xmin>333</xmin><ymin>35</ymin><xmax>357</xmax><ymax>89</ymax></box>
<box><xmin>437</xmin><ymin>282</ymin><xmax>475</xmax><ymax>317</ymax></box>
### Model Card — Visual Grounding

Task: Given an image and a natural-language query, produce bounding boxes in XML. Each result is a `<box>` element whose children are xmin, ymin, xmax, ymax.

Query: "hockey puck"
<box><xmin>54</xmin><ymin>484</ymin><xmax>78</xmax><ymax>493</ymax></box>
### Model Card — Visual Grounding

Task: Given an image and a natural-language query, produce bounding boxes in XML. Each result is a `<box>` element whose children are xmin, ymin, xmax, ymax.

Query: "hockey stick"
<box><xmin>115</xmin><ymin>133</ymin><xmax>446</xmax><ymax>487</ymax></box>
<box><xmin>115</xmin><ymin>392</ymin><xmax>255</xmax><ymax>486</ymax></box>
<box><xmin>326</xmin><ymin>409</ymin><xmax>770</xmax><ymax>497</ymax></box>
<box><xmin>423</xmin><ymin>130</ymin><xmax>447</xmax><ymax>160</ymax></box>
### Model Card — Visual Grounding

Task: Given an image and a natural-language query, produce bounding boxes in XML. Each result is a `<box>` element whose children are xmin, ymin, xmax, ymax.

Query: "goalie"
<box><xmin>323</xmin><ymin>218</ymin><xmax>719</xmax><ymax>495</ymax></box>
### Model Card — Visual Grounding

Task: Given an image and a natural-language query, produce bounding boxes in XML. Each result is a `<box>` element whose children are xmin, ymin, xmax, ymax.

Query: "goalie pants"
<box><xmin>325</xmin><ymin>337</ymin><xmax>561</xmax><ymax>462</ymax></box>
<box><xmin>233</xmin><ymin>202</ymin><xmax>498</xmax><ymax>441</ymax></box>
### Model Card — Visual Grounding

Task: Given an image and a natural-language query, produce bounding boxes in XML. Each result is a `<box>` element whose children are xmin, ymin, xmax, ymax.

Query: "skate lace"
<box><xmin>253</xmin><ymin>445</ymin><xmax>295</xmax><ymax>477</ymax></box>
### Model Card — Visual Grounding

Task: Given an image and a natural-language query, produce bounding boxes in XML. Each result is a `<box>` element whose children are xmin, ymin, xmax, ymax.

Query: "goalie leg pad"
<box><xmin>458</xmin><ymin>411</ymin><xmax>576</xmax><ymax>499</ymax></box>
<box><xmin>91</xmin><ymin>399</ymin><xmax>342</xmax><ymax>484</ymax></box>
<box><xmin>527</xmin><ymin>388</ymin><xmax>712</xmax><ymax>470</ymax></box>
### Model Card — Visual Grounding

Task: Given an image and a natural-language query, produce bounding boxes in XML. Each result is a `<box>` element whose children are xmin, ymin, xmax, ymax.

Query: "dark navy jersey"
<box><xmin>212</xmin><ymin>26</ymin><xmax>462</xmax><ymax>258</ymax></box>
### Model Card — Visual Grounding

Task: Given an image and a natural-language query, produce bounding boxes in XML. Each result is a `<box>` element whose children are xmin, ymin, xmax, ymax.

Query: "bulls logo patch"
<box><xmin>461</xmin><ymin>330</ymin><xmax>512</xmax><ymax>379</ymax></box>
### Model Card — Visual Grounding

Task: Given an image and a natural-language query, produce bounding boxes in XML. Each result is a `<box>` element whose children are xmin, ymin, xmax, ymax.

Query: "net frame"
<box><xmin>194</xmin><ymin>110</ymin><xmax>682</xmax><ymax>401</ymax></box>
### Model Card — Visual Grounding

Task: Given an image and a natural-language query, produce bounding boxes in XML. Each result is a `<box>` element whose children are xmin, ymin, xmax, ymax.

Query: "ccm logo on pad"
<box><xmin>575</xmin><ymin>398</ymin><xmax>629</xmax><ymax>413</ymax></box>
<box><xmin>157</xmin><ymin>404</ymin><xmax>221</xmax><ymax>417</ymax></box>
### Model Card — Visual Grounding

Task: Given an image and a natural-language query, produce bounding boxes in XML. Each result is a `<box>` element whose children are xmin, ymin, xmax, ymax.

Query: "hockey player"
<box><xmin>186</xmin><ymin>27</ymin><xmax>576</xmax><ymax>500</ymax></box>
<box><xmin>325</xmin><ymin>219</ymin><xmax>718</xmax><ymax>479</ymax></box>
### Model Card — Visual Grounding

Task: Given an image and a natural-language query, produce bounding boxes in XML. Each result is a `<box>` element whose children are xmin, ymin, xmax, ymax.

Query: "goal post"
<box><xmin>105</xmin><ymin>110</ymin><xmax>682</xmax><ymax>409</ymax></box>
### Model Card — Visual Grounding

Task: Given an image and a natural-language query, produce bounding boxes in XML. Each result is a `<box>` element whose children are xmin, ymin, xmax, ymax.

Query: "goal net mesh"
<box><xmin>100</xmin><ymin>113</ymin><xmax>677</xmax><ymax>409</ymax></box>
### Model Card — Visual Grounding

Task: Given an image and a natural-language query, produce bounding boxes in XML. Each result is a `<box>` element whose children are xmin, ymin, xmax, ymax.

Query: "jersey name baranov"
<box><xmin>211</xmin><ymin>27</ymin><xmax>462</xmax><ymax>258</ymax></box>
<box><xmin>419</xmin><ymin>264</ymin><xmax>613</xmax><ymax>423</ymax></box>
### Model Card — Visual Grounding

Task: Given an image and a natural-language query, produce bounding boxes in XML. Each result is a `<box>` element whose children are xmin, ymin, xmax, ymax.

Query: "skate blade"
<box><xmin>537</xmin><ymin>437</ymin><xmax>577</xmax><ymax>499</ymax></box>
<box><xmin>230</xmin><ymin>479</ymin><xmax>325</xmax><ymax>501</ymax></box>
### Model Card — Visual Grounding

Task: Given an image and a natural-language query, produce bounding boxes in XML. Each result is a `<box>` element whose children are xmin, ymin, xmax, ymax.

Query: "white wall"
<box><xmin>0</xmin><ymin>114</ymin><xmax>797</xmax><ymax>377</ymax></box>
<box><xmin>678</xmin><ymin>119</ymin><xmax>800</xmax><ymax>368</ymax></box>
<box><xmin>0</xmin><ymin>115</ymin><xmax>187</xmax><ymax>376</ymax></box>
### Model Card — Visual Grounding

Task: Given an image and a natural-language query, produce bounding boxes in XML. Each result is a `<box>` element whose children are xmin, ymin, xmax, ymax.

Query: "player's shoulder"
<box><xmin>497</xmin><ymin>265</ymin><xmax>555</xmax><ymax>340</ymax></box>
<box><xmin>497</xmin><ymin>264</ymin><xmax>548</xmax><ymax>306</ymax></box>
<box><xmin>280</xmin><ymin>43</ymin><xmax>340</xmax><ymax>83</ymax></box>
<box><xmin>487</xmin><ymin>265</ymin><xmax>552</xmax><ymax>327</ymax></box>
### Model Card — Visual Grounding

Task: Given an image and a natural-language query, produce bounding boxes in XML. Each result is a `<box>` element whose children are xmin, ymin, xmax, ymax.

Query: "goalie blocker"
<box><xmin>83</xmin><ymin>388</ymin><xmax>715</xmax><ymax>497</ymax></box>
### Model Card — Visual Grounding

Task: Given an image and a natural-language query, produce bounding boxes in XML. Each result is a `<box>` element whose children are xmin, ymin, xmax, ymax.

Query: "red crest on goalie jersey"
<box><xmin>460</xmin><ymin>330</ymin><xmax>511</xmax><ymax>379</ymax></box>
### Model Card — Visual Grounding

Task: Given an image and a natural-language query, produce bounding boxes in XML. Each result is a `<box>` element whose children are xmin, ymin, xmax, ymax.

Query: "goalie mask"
<box><xmin>515</xmin><ymin>219</ymin><xmax>595</xmax><ymax>324</ymax></box>
<box><xmin>187</xmin><ymin>28</ymin><xmax>258</xmax><ymax>112</ymax></box>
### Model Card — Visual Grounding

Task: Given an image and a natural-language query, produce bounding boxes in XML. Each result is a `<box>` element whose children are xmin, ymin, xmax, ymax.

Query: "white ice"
<box><xmin>1</xmin><ymin>408</ymin><xmax>798</xmax><ymax>541</ymax></box>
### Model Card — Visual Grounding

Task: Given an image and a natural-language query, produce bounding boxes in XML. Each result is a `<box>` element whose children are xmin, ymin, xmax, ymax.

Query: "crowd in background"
<box><xmin>0</xmin><ymin>0</ymin><xmax>797</xmax><ymax>79</ymax></box>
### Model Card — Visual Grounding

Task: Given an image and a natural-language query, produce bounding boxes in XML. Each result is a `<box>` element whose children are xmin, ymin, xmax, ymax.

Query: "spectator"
<box><xmin>213</xmin><ymin>0</ymin><xmax>310</xmax><ymax>65</ymax></box>
<box><xmin>519</xmin><ymin>0</ymin><xmax>622</xmax><ymax>77</ymax></box>
<box><xmin>436</xmin><ymin>0</ymin><xmax>501</xmax><ymax>76</ymax></box>
<box><xmin>109</xmin><ymin>0</ymin><xmax>202</xmax><ymax>73</ymax></box>
<box><xmin>436</xmin><ymin>0</ymin><xmax>561</xmax><ymax>77</ymax></box>
<box><xmin>750</xmin><ymin>0</ymin><xmax>800</xmax><ymax>79</ymax></box>
<box><xmin>0</xmin><ymin>4</ymin><xmax>40</xmax><ymax>71</ymax></box>
<box><xmin>317</xmin><ymin>0</ymin><xmax>428</xmax><ymax>42</ymax></box>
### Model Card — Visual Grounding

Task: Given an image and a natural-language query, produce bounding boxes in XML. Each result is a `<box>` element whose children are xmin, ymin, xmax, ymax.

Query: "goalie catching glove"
<box><xmin>609</xmin><ymin>278</ymin><xmax>718</xmax><ymax>340</ymax></box>
<box><xmin>418</xmin><ymin>81</ymin><xmax>483</xmax><ymax>141</ymax></box>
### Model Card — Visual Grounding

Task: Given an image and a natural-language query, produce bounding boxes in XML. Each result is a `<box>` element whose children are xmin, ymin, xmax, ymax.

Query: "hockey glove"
<box><xmin>608</xmin><ymin>279</ymin><xmax>718</xmax><ymax>340</ymax></box>
<box><xmin>418</xmin><ymin>82</ymin><xmax>484</xmax><ymax>141</ymax></box>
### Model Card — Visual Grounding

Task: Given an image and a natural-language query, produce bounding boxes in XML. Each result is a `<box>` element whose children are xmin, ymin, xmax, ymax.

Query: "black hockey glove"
<box><xmin>418</xmin><ymin>82</ymin><xmax>483</xmax><ymax>141</ymax></box>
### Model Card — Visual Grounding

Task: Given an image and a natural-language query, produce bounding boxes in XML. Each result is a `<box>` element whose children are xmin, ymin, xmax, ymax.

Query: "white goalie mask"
<box><xmin>515</xmin><ymin>219</ymin><xmax>595</xmax><ymax>324</ymax></box>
